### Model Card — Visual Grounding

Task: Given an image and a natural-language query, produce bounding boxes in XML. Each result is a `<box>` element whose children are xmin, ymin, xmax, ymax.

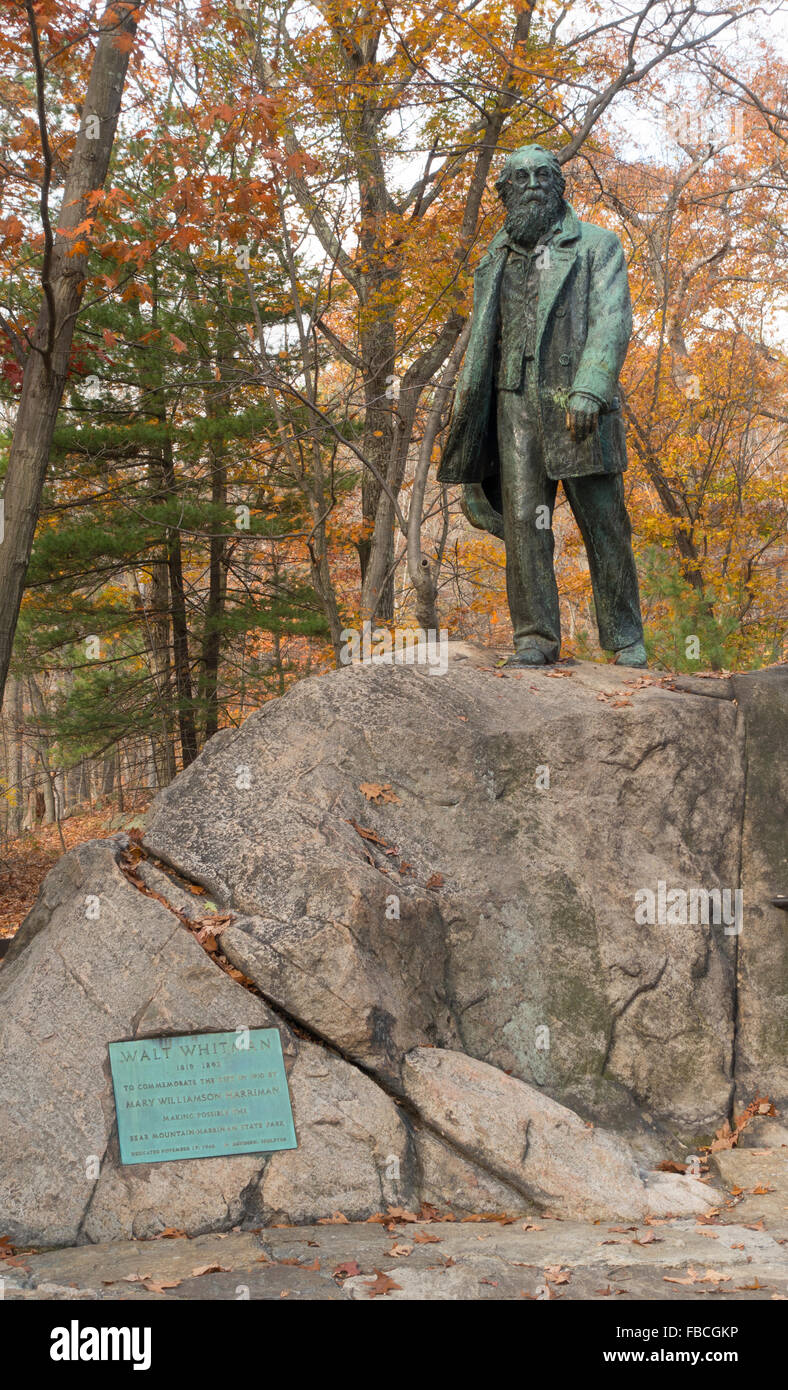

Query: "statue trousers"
<box><xmin>496</xmin><ymin>365</ymin><xmax>644</xmax><ymax>660</ymax></box>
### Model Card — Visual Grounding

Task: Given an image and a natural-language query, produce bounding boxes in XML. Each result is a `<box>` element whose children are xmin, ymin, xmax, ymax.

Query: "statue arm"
<box><xmin>571</xmin><ymin>232</ymin><xmax>632</xmax><ymax>409</ymax></box>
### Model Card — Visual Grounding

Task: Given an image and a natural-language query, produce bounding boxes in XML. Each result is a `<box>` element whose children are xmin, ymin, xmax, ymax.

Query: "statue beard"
<box><xmin>503</xmin><ymin>186</ymin><xmax>565</xmax><ymax>248</ymax></box>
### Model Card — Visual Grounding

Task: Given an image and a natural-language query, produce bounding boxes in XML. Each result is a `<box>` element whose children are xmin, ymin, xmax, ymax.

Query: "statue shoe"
<box><xmin>614</xmin><ymin>640</ymin><xmax>647</xmax><ymax>668</ymax></box>
<box><xmin>506</xmin><ymin>647</ymin><xmax>551</xmax><ymax>668</ymax></box>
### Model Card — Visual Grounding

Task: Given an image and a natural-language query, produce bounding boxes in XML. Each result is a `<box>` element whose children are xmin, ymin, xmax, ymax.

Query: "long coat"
<box><xmin>437</xmin><ymin>206</ymin><xmax>632</xmax><ymax>489</ymax></box>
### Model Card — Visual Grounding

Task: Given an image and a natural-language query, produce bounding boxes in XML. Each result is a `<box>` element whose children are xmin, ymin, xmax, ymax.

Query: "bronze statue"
<box><xmin>438</xmin><ymin>144</ymin><xmax>646</xmax><ymax>668</ymax></box>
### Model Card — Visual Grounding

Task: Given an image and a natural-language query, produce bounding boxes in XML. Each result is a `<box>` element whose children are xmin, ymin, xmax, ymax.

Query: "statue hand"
<box><xmin>566</xmin><ymin>393</ymin><xmax>600</xmax><ymax>442</ymax></box>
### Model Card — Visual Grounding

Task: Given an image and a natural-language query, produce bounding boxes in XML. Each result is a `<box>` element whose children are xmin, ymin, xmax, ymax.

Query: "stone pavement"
<box><xmin>3</xmin><ymin>1148</ymin><xmax>786</xmax><ymax>1301</ymax></box>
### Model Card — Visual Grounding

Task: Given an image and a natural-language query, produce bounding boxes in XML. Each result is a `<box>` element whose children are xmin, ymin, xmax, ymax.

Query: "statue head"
<box><xmin>495</xmin><ymin>144</ymin><xmax>566</xmax><ymax>247</ymax></box>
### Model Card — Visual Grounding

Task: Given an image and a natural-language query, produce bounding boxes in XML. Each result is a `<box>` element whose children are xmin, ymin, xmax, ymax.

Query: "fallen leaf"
<box><xmin>387</xmin><ymin>1243</ymin><xmax>412</xmax><ymax>1257</ymax></box>
<box><xmin>347</xmin><ymin>819</ymin><xmax>392</xmax><ymax>849</ymax></box>
<box><xmin>363</xmin><ymin>1270</ymin><xmax>402</xmax><ymax>1298</ymax></box>
<box><xmin>524</xmin><ymin>1282</ymin><xmax>558</xmax><ymax>1299</ymax></box>
<box><xmin>411</xmin><ymin>1230</ymin><xmax>441</xmax><ymax>1244</ymax></box>
<box><xmin>359</xmin><ymin>782</ymin><xmax>400</xmax><ymax>804</ymax></box>
<box><xmin>385</xmin><ymin>1206</ymin><xmax>420</xmax><ymax>1223</ymax></box>
<box><xmin>190</xmin><ymin>1263</ymin><xmax>230</xmax><ymax>1276</ymax></box>
<box><xmin>418</xmin><ymin>1203</ymin><xmax>446</xmax><ymax>1222</ymax></box>
<box><xmin>709</xmin><ymin>1095</ymin><xmax>777</xmax><ymax>1151</ymax></box>
<box><xmin>333</xmin><ymin>1260</ymin><xmax>361</xmax><ymax>1280</ymax></box>
<box><xmin>195</xmin><ymin>916</ymin><xmax>231</xmax><ymax>947</ymax></box>
<box><xmin>317</xmin><ymin>1212</ymin><xmax>350</xmax><ymax>1225</ymax></box>
<box><xmin>426</xmin><ymin>873</ymin><xmax>444</xmax><ymax>890</ymax></box>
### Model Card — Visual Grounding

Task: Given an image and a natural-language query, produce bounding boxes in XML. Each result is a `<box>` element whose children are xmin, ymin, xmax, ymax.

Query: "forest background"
<box><xmin>0</xmin><ymin>0</ymin><xmax>785</xmax><ymax>931</ymax></box>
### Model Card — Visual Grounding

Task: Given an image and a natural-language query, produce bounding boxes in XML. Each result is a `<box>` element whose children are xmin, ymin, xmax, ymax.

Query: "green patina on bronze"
<box><xmin>108</xmin><ymin>1027</ymin><xmax>297</xmax><ymax>1165</ymax></box>
<box><xmin>439</xmin><ymin>144</ymin><xmax>646</xmax><ymax>666</ymax></box>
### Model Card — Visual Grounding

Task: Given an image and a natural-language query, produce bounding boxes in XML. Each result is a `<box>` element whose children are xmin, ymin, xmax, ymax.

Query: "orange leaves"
<box><xmin>709</xmin><ymin>1095</ymin><xmax>776</xmax><ymax>1153</ymax></box>
<box><xmin>120</xmin><ymin>280</ymin><xmax>153</xmax><ymax>304</ymax></box>
<box><xmin>664</xmin><ymin>1268</ymin><xmax>732</xmax><ymax>1286</ymax></box>
<box><xmin>359</xmin><ymin>781</ymin><xmax>400</xmax><ymax>804</ymax></box>
<box><xmin>171</xmin><ymin>225</ymin><xmax>194</xmax><ymax>252</ymax></box>
<box><xmin>58</xmin><ymin>217</ymin><xmax>95</xmax><ymax>240</ymax></box>
<box><xmin>362</xmin><ymin>1270</ymin><xmax>402</xmax><ymax>1297</ymax></box>
<box><xmin>0</xmin><ymin>216</ymin><xmax>25</xmax><ymax>242</ymax></box>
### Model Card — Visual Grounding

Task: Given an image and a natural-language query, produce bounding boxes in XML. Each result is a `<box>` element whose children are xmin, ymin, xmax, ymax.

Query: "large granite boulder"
<box><xmin>2</xmin><ymin>650</ymin><xmax>783</xmax><ymax>1247</ymax></box>
<box><xmin>144</xmin><ymin>650</ymin><xmax>757</xmax><ymax>1141</ymax></box>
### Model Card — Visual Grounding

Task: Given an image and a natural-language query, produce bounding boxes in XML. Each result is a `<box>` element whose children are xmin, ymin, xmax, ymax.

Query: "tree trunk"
<box><xmin>0</xmin><ymin>2</ymin><xmax>141</xmax><ymax>712</ymax></box>
<box><xmin>27</xmin><ymin>676</ymin><xmax>56</xmax><ymax>825</ymax></box>
<box><xmin>198</xmin><ymin>335</ymin><xmax>232</xmax><ymax>743</ymax></box>
<box><xmin>5</xmin><ymin>676</ymin><xmax>24</xmax><ymax>837</ymax></box>
<box><xmin>162</xmin><ymin>443</ymin><xmax>199</xmax><ymax>769</ymax></box>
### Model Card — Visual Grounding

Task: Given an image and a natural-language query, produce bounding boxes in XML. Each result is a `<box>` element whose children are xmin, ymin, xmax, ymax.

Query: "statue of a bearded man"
<box><xmin>438</xmin><ymin>144</ymin><xmax>646</xmax><ymax>668</ymax></box>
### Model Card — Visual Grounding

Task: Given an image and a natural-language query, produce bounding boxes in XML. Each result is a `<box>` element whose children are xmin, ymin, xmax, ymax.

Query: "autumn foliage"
<box><xmin>0</xmin><ymin>0</ymin><xmax>785</xmax><ymax>847</ymax></box>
